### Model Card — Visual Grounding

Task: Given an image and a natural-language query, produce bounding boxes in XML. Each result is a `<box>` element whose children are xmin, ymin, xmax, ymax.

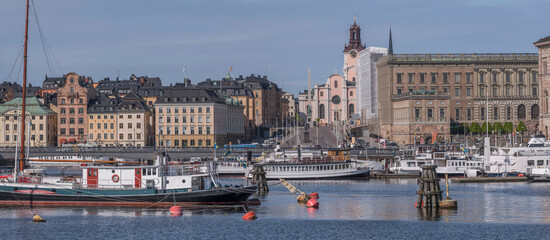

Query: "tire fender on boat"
<box><xmin>112</xmin><ymin>174</ymin><xmax>120</xmax><ymax>183</ymax></box>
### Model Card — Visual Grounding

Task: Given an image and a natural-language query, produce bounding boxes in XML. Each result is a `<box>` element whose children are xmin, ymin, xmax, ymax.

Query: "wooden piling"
<box><xmin>416</xmin><ymin>165</ymin><xmax>442</xmax><ymax>209</ymax></box>
<box><xmin>251</xmin><ymin>164</ymin><xmax>269</xmax><ymax>195</ymax></box>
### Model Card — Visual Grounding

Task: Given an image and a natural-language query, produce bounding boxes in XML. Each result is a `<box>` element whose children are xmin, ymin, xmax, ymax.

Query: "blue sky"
<box><xmin>0</xmin><ymin>0</ymin><xmax>548</xmax><ymax>95</ymax></box>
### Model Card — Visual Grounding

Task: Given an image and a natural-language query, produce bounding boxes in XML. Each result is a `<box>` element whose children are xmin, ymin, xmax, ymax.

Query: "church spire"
<box><xmin>388</xmin><ymin>26</ymin><xmax>393</xmax><ymax>55</ymax></box>
<box><xmin>343</xmin><ymin>15</ymin><xmax>366</xmax><ymax>53</ymax></box>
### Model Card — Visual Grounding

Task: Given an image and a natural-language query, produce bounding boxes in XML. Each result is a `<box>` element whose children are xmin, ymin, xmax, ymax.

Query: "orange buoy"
<box><xmin>306</xmin><ymin>199</ymin><xmax>319</xmax><ymax>208</ymax></box>
<box><xmin>309</xmin><ymin>192</ymin><xmax>319</xmax><ymax>199</ymax></box>
<box><xmin>170</xmin><ymin>206</ymin><xmax>183</xmax><ymax>216</ymax></box>
<box><xmin>242</xmin><ymin>211</ymin><xmax>257</xmax><ymax>220</ymax></box>
<box><xmin>518</xmin><ymin>174</ymin><xmax>524</xmax><ymax>177</ymax></box>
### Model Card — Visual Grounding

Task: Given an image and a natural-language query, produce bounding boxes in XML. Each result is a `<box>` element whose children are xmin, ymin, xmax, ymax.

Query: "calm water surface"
<box><xmin>2</xmin><ymin>178</ymin><xmax>550</xmax><ymax>239</ymax></box>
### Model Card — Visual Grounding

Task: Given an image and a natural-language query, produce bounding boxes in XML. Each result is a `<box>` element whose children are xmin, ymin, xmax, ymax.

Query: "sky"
<box><xmin>0</xmin><ymin>0</ymin><xmax>548</xmax><ymax>95</ymax></box>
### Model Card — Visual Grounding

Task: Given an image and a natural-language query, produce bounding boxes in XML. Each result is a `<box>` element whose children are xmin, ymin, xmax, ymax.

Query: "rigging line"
<box><xmin>5</xmin><ymin>39</ymin><xmax>25</xmax><ymax>83</ymax></box>
<box><xmin>31</xmin><ymin>0</ymin><xmax>63</xmax><ymax>75</ymax></box>
<box><xmin>30</xmin><ymin>0</ymin><xmax>54</xmax><ymax>76</ymax></box>
<box><xmin>0</xmin><ymin>2</ymin><xmax>23</xmax><ymax>59</ymax></box>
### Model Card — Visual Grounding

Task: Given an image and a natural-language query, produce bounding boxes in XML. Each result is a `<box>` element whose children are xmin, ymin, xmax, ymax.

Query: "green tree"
<box><xmin>481</xmin><ymin>122</ymin><xmax>493</xmax><ymax>134</ymax></box>
<box><xmin>516</xmin><ymin>121</ymin><xmax>527</xmax><ymax>132</ymax></box>
<box><xmin>470</xmin><ymin>122</ymin><xmax>482</xmax><ymax>134</ymax></box>
<box><xmin>493</xmin><ymin>122</ymin><xmax>504</xmax><ymax>134</ymax></box>
<box><xmin>503</xmin><ymin>122</ymin><xmax>514</xmax><ymax>133</ymax></box>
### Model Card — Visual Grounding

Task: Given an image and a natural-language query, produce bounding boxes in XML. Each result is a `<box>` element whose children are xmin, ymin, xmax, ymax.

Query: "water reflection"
<box><xmin>1</xmin><ymin>178</ymin><xmax>549</xmax><ymax>224</ymax></box>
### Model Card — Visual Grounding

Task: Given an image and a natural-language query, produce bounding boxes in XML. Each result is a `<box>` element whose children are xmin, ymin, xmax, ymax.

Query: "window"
<box><xmin>79</xmin><ymin>98</ymin><xmax>83</xmax><ymax>104</ymax></box>
<box><xmin>182</xmin><ymin>107</ymin><xmax>187</xmax><ymax>113</ymax></box>
<box><xmin>190</xmin><ymin>107</ymin><xmax>194</xmax><ymax>113</ymax></box>
<box><xmin>334</xmin><ymin>80</ymin><xmax>338</xmax><ymax>88</ymax></box>
<box><xmin>89</xmin><ymin>134</ymin><xmax>93</xmax><ymax>140</ymax></box>
<box><xmin>79</xmin><ymin>128</ymin><xmax>84</xmax><ymax>135</ymax></box>
<box><xmin>506</xmin><ymin>72</ymin><xmax>511</xmax><ymax>82</ymax></box>
<box><xmin>104</xmin><ymin>133</ymin><xmax>107</xmax><ymax>139</ymax></box>
<box><xmin>128</xmin><ymin>115</ymin><xmax>132</xmax><ymax>119</ymax></box>
<box><xmin>61</xmin><ymin>118</ymin><xmax>67</xmax><ymax>124</ymax></box>
<box><xmin>78</xmin><ymin>108</ymin><xmax>84</xmax><ymax>114</ymax></box>
<box><xmin>97</xmin><ymin>123</ymin><xmax>101</xmax><ymax>129</ymax></box>
<box><xmin>506</xmin><ymin>107</ymin><xmax>511</xmax><ymax>120</ymax></box>
<box><xmin>408</xmin><ymin>73</ymin><xmax>414</xmax><ymax>83</ymax></box>
<box><xmin>97</xmin><ymin>133</ymin><xmax>101</xmax><ymax>139</ymax></box>
<box><xmin>479</xmin><ymin>73</ymin><xmax>484</xmax><ymax>83</ymax></box>
<box><xmin>128</xmin><ymin>134</ymin><xmax>132</xmax><ymax>140</ymax></box>
<box><xmin>198</xmin><ymin>116</ymin><xmax>203</xmax><ymax>123</ymax></box>
<box><xmin>532</xmin><ymin>104</ymin><xmax>540</xmax><ymax>120</ymax></box>
<box><xmin>158</xmin><ymin>116</ymin><xmax>163</xmax><ymax>123</ymax></box>
<box><xmin>443</xmin><ymin>73</ymin><xmax>448</xmax><ymax>83</ymax></box>
<box><xmin>466</xmin><ymin>87</ymin><xmax>471</xmax><ymax>97</ymax></box>
<box><xmin>533</xmin><ymin>72</ymin><xmax>537</xmax><ymax>82</ymax></box>
<box><xmin>519</xmin><ymin>86</ymin><xmax>523</xmax><ymax>96</ymax></box>
<box><xmin>191</xmin><ymin>116</ymin><xmax>195</xmax><ymax>123</ymax></box>
<box><xmin>79</xmin><ymin>118</ymin><xmax>83</xmax><ymax>124</ymax></box>
<box><xmin>61</xmin><ymin>99</ymin><xmax>66</xmax><ymax>104</ymax></box>
<box><xmin>519</xmin><ymin>72</ymin><xmax>524</xmax><ymax>82</ymax></box>
<box><xmin>467</xmin><ymin>108</ymin><xmax>472</xmax><ymax>120</ymax></box>
<box><xmin>533</xmin><ymin>87</ymin><xmax>538</xmax><ymax>96</ymax></box>
<box><xmin>415</xmin><ymin>108</ymin><xmax>421</xmax><ymax>121</ymax></box>
<box><xmin>454</xmin><ymin>87</ymin><xmax>460</xmax><ymax>97</ymax></box>
<box><xmin>431</xmin><ymin>73</ymin><xmax>437</xmax><ymax>83</ymax></box>
<box><xmin>481</xmin><ymin>107</ymin><xmax>485</xmax><ymax>120</ymax></box>
<box><xmin>183</xmin><ymin>117</ymin><xmax>187</xmax><ymax>123</ymax></box>
<box><xmin>440</xmin><ymin>108</ymin><xmax>446</xmax><ymax>121</ymax></box>
<box><xmin>110</xmin><ymin>123</ymin><xmax>114</xmax><ymax>129</ymax></box>
<box><xmin>69</xmin><ymin>118</ymin><xmax>75</xmax><ymax>124</ymax></box>
<box><xmin>397</xmin><ymin>88</ymin><xmax>402</xmax><ymax>94</ymax></box>
<box><xmin>119</xmin><ymin>134</ymin><xmax>124</xmax><ymax>140</ymax></box>
<box><xmin>158</xmin><ymin>107</ymin><xmax>163</xmax><ymax>113</ymax></box>
<box><xmin>466</xmin><ymin>73</ymin><xmax>472</xmax><ymax>83</ymax></box>
<box><xmin>207</xmin><ymin>126</ymin><xmax>211</xmax><ymax>134</ymax></box>
<box><xmin>518</xmin><ymin>105</ymin><xmax>526</xmax><ymax>119</ymax></box>
<box><xmin>396</xmin><ymin>74</ymin><xmax>402</xmax><ymax>84</ymax></box>
<box><xmin>119</xmin><ymin>123</ymin><xmax>123</xmax><ymax>129</ymax></box>
<box><xmin>5</xmin><ymin>135</ymin><xmax>8</xmax><ymax>141</ymax></box>
<box><xmin>494</xmin><ymin>107</ymin><xmax>499</xmax><ymax>120</ymax></box>
<box><xmin>427</xmin><ymin>108</ymin><xmax>433</xmax><ymax>121</ymax></box>
<box><xmin>198</xmin><ymin>107</ymin><xmax>202</xmax><ymax>113</ymax></box>
<box><xmin>455</xmin><ymin>108</ymin><xmax>461</xmax><ymax>121</ymax></box>
<box><xmin>128</xmin><ymin>123</ymin><xmax>132</xmax><ymax>128</ymax></box>
<box><xmin>492</xmin><ymin>72</ymin><xmax>498</xmax><ymax>82</ymax></box>
<box><xmin>190</xmin><ymin>140</ymin><xmax>195</xmax><ymax>146</ymax></box>
<box><xmin>206</xmin><ymin>116</ymin><xmax>211</xmax><ymax>123</ymax></box>
<box><xmin>137</xmin><ymin>123</ymin><xmax>141</xmax><ymax>129</ymax></box>
<box><xmin>69</xmin><ymin>108</ymin><xmax>75</xmax><ymax>114</ymax></box>
<box><xmin>104</xmin><ymin>123</ymin><xmax>107</xmax><ymax>129</ymax></box>
<box><xmin>61</xmin><ymin>108</ymin><xmax>66</xmax><ymax>114</ymax></box>
<box><xmin>454</xmin><ymin>73</ymin><xmax>460</xmax><ymax>83</ymax></box>
<box><xmin>206</xmin><ymin>107</ymin><xmax>210</xmax><ymax>113</ymax></box>
<box><xmin>506</xmin><ymin>87</ymin><xmax>511</xmax><ymax>96</ymax></box>
<box><xmin>39</xmin><ymin>124</ymin><xmax>43</xmax><ymax>130</ymax></box>
<box><xmin>191</xmin><ymin>126</ymin><xmax>195</xmax><ymax>134</ymax></box>
<box><xmin>61</xmin><ymin>128</ymin><xmax>66</xmax><ymax>135</ymax></box>
<box><xmin>350</xmin><ymin>91</ymin><xmax>353</xmax><ymax>97</ymax></box>
<box><xmin>69</xmin><ymin>128</ymin><xmax>75</xmax><ymax>135</ymax></box>
<box><xmin>420</xmin><ymin>73</ymin><xmax>425</xmax><ymax>83</ymax></box>
<box><xmin>90</xmin><ymin>115</ymin><xmax>93</xmax><ymax>120</ymax></box>
<box><xmin>119</xmin><ymin>115</ymin><xmax>124</xmax><ymax>119</ymax></box>
<box><xmin>320</xmin><ymin>91</ymin><xmax>324</xmax><ymax>97</ymax></box>
<box><xmin>493</xmin><ymin>87</ymin><xmax>498</xmax><ymax>96</ymax></box>
<box><xmin>199</xmin><ymin>126</ymin><xmax>203</xmax><ymax>135</ymax></box>
<box><xmin>167</xmin><ymin>116</ymin><xmax>171</xmax><ymax>123</ymax></box>
<box><xmin>480</xmin><ymin>87</ymin><xmax>485</xmax><ymax>96</ymax></box>
<box><xmin>104</xmin><ymin>115</ymin><xmax>107</xmax><ymax>119</ymax></box>
<box><xmin>137</xmin><ymin>133</ymin><xmax>141</xmax><ymax>140</ymax></box>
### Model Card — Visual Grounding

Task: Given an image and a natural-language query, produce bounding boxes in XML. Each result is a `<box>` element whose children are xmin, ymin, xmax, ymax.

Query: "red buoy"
<box><xmin>242</xmin><ymin>211</ymin><xmax>257</xmax><ymax>220</ymax></box>
<box><xmin>306</xmin><ymin>199</ymin><xmax>319</xmax><ymax>208</ymax></box>
<box><xmin>518</xmin><ymin>174</ymin><xmax>524</xmax><ymax>177</ymax></box>
<box><xmin>309</xmin><ymin>192</ymin><xmax>319</xmax><ymax>199</ymax></box>
<box><xmin>170</xmin><ymin>206</ymin><xmax>183</xmax><ymax>216</ymax></box>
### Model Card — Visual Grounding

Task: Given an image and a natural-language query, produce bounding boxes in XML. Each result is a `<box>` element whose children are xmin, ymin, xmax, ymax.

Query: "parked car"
<box><xmin>369</xmin><ymin>133</ymin><xmax>381</xmax><ymax>139</ymax></box>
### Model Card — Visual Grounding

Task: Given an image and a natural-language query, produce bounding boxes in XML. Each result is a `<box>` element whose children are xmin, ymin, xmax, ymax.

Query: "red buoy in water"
<box><xmin>242</xmin><ymin>211</ymin><xmax>257</xmax><ymax>220</ymax></box>
<box><xmin>306</xmin><ymin>199</ymin><xmax>319</xmax><ymax>208</ymax></box>
<box><xmin>170</xmin><ymin>206</ymin><xmax>183</xmax><ymax>216</ymax></box>
<box><xmin>309</xmin><ymin>192</ymin><xmax>319</xmax><ymax>199</ymax></box>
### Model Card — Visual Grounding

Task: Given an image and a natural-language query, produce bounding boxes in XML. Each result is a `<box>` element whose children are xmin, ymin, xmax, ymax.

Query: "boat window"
<box><xmin>528</xmin><ymin>160</ymin><xmax>534</xmax><ymax>166</ymax></box>
<box><xmin>538</xmin><ymin>160</ymin><xmax>544</xmax><ymax>166</ymax></box>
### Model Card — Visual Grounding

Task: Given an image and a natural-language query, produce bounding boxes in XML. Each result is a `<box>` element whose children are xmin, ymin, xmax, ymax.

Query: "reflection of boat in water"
<box><xmin>0</xmin><ymin>153</ymin><xmax>256</xmax><ymax>207</ymax></box>
<box><xmin>245</xmin><ymin>148</ymin><xmax>370</xmax><ymax>180</ymax></box>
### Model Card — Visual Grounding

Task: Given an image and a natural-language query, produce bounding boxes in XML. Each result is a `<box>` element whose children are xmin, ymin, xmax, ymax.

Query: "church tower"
<box><xmin>343</xmin><ymin>17</ymin><xmax>366</xmax><ymax>82</ymax></box>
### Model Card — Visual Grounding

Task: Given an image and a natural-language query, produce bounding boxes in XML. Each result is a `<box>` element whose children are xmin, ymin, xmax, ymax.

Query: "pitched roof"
<box><xmin>534</xmin><ymin>35</ymin><xmax>550</xmax><ymax>45</ymax></box>
<box><xmin>154</xmin><ymin>87</ymin><xmax>227</xmax><ymax>105</ymax></box>
<box><xmin>0</xmin><ymin>97</ymin><xmax>56</xmax><ymax>115</ymax></box>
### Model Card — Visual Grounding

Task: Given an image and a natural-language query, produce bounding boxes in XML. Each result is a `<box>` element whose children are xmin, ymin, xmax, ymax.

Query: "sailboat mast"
<box><xmin>19</xmin><ymin>0</ymin><xmax>30</xmax><ymax>172</ymax></box>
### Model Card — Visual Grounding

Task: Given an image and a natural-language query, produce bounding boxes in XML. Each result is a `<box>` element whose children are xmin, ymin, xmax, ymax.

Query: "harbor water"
<box><xmin>2</xmin><ymin>178</ymin><xmax>550</xmax><ymax>239</ymax></box>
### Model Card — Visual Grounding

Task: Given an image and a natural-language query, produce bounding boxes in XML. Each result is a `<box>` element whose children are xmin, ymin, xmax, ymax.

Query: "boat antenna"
<box><xmin>19</xmin><ymin>0</ymin><xmax>30</xmax><ymax>173</ymax></box>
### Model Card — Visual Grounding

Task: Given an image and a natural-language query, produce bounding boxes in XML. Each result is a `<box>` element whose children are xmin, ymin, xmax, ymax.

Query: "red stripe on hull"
<box><xmin>0</xmin><ymin>200</ymin><xmax>249</xmax><ymax>208</ymax></box>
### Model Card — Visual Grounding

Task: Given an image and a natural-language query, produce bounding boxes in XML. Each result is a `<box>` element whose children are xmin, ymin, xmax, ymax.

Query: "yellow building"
<box><xmin>0</xmin><ymin>97</ymin><xmax>57</xmax><ymax>147</ymax></box>
<box><xmin>154</xmin><ymin>88</ymin><xmax>245</xmax><ymax>147</ymax></box>
<box><xmin>87</xmin><ymin>95</ymin><xmax>118</xmax><ymax>146</ymax></box>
